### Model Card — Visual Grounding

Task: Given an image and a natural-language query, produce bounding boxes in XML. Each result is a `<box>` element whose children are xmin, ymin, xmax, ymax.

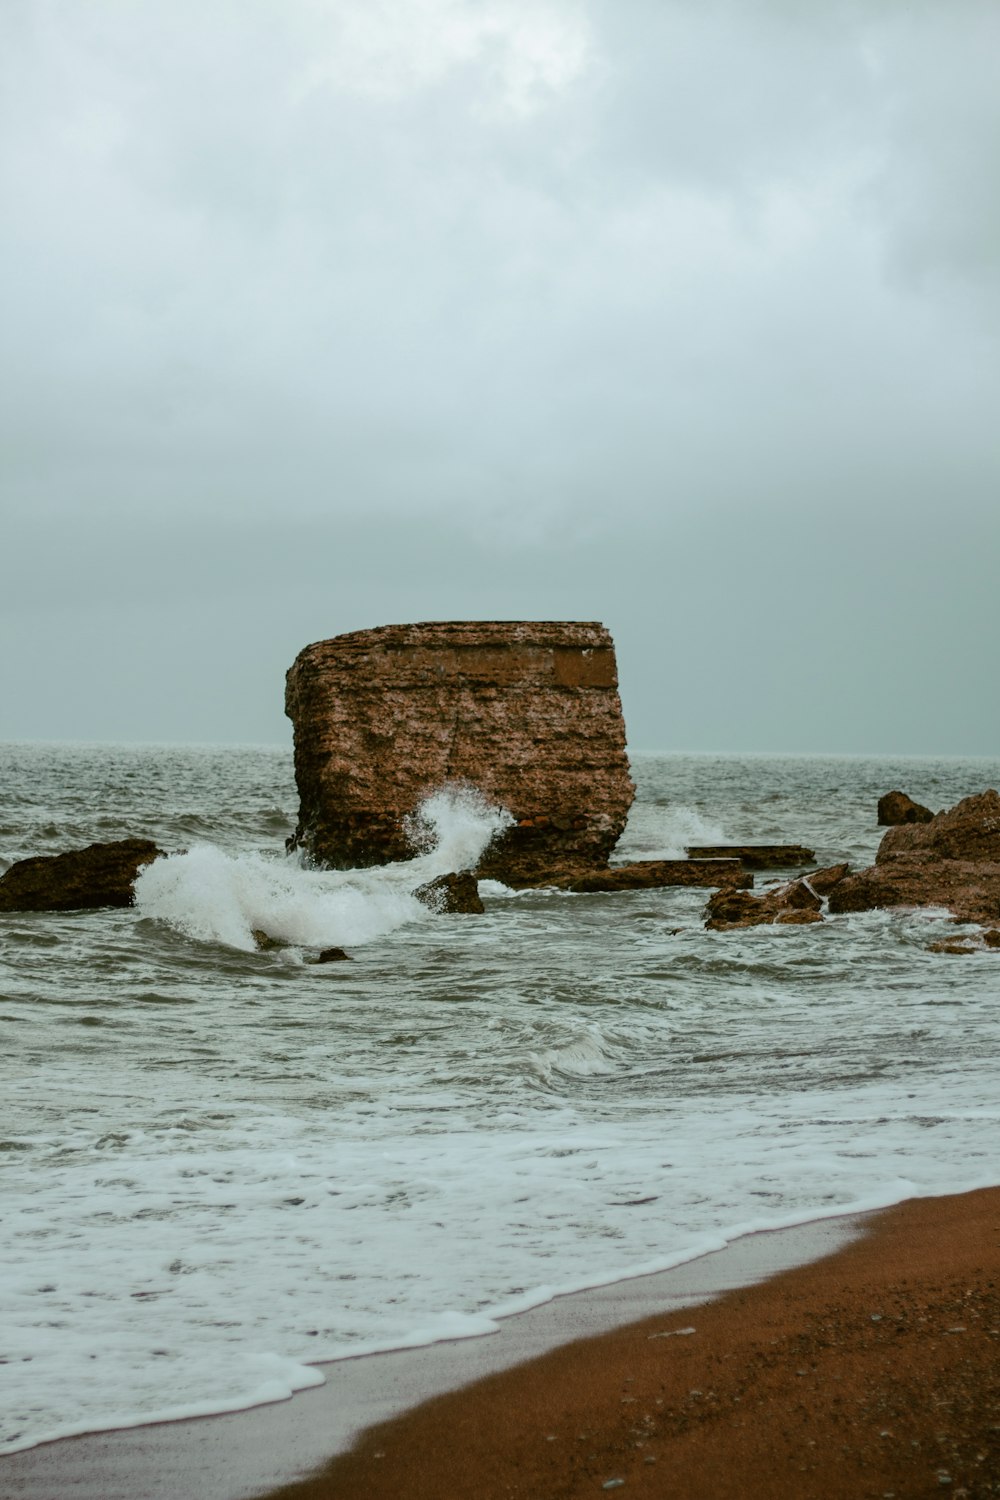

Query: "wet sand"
<box><xmin>262</xmin><ymin>1187</ymin><xmax>1000</xmax><ymax>1500</ymax></box>
<box><xmin>0</xmin><ymin>1213</ymin><xmax>863</xmax><ymax>1499</ymax></box>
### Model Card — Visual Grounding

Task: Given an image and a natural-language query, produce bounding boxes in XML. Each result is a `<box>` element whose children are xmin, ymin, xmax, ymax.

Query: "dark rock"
<box><xmin>252</xmin><ymin>929</ymin><xmax>289</xmax><ymax>951</ymax></box>
<box><xmin>0</xmin><ymin>839</ymin><xmax>163</xmax><ymax>911</ymax></box>
<box><xmin>704</xmin><ymin>882</ymin><xmax>821</xmax><ymax>930</ymax></box>
<box><xmin>780</xmin><ymin>877</ymin><xmax>825</xmax><ymax>910</ymax></box>
<box><xmin>284</xmin><ymin>621</ymin><xmax>635</xmax><ymax>887</ymax></box>
<box><xmin>875</xmin><ymin>790</ymin><xmax>1000</xmax><ymax>864</ymax></box>
<box><xmin>315</xmin><ymin>946</ymin><xmax>351</xmax><ymax>962</ymax></box>
<box><xmin>553</xmin><ymin>859</ymin><xmax>751</xmax><ymax>893</ymax></box>
<box><xmin>929</xmin><ymin>926</ymin><xmax>1000</xmax><ymax>955</ymax></box>
<box><xmin>802</xmin><ymin>863</ymin><xmax>850</xmax><ymax>895</ymax></box>
<box><xmin>704</xmin><ymin>870</ymin><xmax>838</xmax><ymax>931</ymax></box>
<box><xmin>829</xmin><ymin>791</ymin><xmax>1000</xmax><ymax>923</ymax></box>
<box><xmin>686</xmin><ymin>844</ymin><xmax>816</xmax><ymax>869</ymax></box>
<box><xmin>877</xmin><ymin>790</ymin><xmax>934</xmax><ymax>825</ymax></box>
<box><xmin>414</xmin><ymin>871</ymin><xmax>485</xmax><ymax>914</ymax></box>
<box><xmin>704</xmin><ymin>890</ymin><xmax>769</xmax><ymax>930</ymax></box>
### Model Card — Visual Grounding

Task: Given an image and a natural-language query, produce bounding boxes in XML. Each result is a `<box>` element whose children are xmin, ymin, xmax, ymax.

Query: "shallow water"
<box><xmin>1</xmin><ymin>744</ymin><xmax>998</xmax><ymax>1453</ymax></box>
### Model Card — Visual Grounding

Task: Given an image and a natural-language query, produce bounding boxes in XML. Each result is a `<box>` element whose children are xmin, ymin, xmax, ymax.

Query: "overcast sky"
<box><xmin>2</xmin><ymin>0</ymin><xmax>998</xmax><ymax>753</ymax></box>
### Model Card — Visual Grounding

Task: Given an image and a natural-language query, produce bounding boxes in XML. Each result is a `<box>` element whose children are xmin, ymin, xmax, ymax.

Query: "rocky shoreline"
<box><xmin>3</xmin><ymin>788</ymin><xmax>1000</xmax><ymax>955</ymax></box>
<box><xmin>6</xmin><ymin>621</ymin><xmax>997</xmax><ymax>946</ymax></box>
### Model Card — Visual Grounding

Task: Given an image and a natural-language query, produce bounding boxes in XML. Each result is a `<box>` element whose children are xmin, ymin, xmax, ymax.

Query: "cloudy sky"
<box><xmin>2</xmin><ymin>0</ymin><xmax>998</xmax><ymax>753</ymax></box>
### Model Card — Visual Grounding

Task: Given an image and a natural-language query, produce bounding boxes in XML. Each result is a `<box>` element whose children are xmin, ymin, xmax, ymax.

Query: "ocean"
<box><xmin>2</xmin><ymin>743</ymin><xmax>999</xmax><ymax>1457</ymax></box>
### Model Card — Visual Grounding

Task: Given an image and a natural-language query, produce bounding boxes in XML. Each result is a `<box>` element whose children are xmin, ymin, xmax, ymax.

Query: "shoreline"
<box><xmin>267</xmin><ymin>1185</ymin><xmax>1000</xmax><ymax>1500</ymax></box>
<box><xmin>4</xmin><ymin>1189</ymin><xmax>998</xmax><ymax>1499</ymax></box>
<box><xmin>0</xmin><ymin>1209</ymin><xmax>868</xmax><ymax>1500</ymax></box>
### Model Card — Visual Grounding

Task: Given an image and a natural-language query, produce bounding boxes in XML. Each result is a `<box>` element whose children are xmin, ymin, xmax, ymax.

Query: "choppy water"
<box><xmin>1</xmin><ymin>743</ymin><xmax>999</xmax><ymax>1455</ymax></box>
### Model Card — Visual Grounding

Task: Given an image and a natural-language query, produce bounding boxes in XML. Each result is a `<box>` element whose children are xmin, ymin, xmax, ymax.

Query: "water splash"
<box><xmin>135</xmin><ymin>783</ymin><xmax>512</xmax><ymax>952</ymax></box>
<box><xmin>620</xmin><ymin>803</ymin><xmax>727</xmax><ymax>861</ymax></box>
<box><xmin>403</xmin><ymin>782</ymin><xmax>514</xmax><ymax>871</ymax></box>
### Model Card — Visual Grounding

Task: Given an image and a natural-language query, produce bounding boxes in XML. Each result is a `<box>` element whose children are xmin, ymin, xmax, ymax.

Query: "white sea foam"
<box><xmin>618</xmin><ymin>802</ymin><xmax>727</xmax><ymax>861</ymax></box>
<box><xmin>2</xmin><ymin>1081</ymin><xmax>998</xmax><ymax>1456</ymax></box>
<box><xmin>403</xmin><ymin>782</ymin><xmax>514</xmax><ymax>872</ymax></box>
<box><xmin>133</xmin><ymin>783</ymin><xmax>512</xmax><ymax>952</ymax></box>
<box><xmin>529</xmin><ymin>1026</ymin><xmax>619</xmax><ymax>1082</ymax></box>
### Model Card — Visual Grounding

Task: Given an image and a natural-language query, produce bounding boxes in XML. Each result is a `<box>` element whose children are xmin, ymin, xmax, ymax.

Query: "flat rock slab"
<box><xmin>0</xmin><ymin>839</ymin><xmax>162</xmax><ymax>911</ymax></box>
<box><xmin>552</xmin><ymin>859</ymin><xmax>752</xmax><ymax>893</ymax></box>
<box><xmin>686</xmin><ymin>845</ymin><xmax>816</xmax><ymax>868</ymax></box>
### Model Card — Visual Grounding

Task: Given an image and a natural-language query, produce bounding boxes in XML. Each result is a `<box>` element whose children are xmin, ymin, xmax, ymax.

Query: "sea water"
<box><xmin>1</xmin><ymin>744</ymin><xmax>999</xmax><ymax>1455</ymax></box>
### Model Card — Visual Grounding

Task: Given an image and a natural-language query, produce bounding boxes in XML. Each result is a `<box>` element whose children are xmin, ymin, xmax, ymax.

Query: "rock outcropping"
<box><xmin>704</xmin><ymin>865</ymin><xmax>849</xmax><ymax>930</ymax></box>
<box><xmin>0</xmin><ymin>839</ymin><xmax>162</xmax><ymax>911</ymax></box>
<box><xmin>877</xmin><ymin>790</ymin><xmax>934</xmax><ymax>826</ymax></box>
<box><xmin>285</xmin><ymin>621</ymin><xmax>635</xmax><ymax>887</ymax></box>
<box><xmin>829</xmin><ymin>791</ymin><xmax>1000</xmax><ymax>924</ymax></box>
<box><xmin>414</xmin><ymin>872</ymin><xmax>485</xmax><ymax>914</ymax></box>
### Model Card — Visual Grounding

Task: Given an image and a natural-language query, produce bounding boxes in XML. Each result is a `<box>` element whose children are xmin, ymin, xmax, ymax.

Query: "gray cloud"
<box><xmin>2</xmin><ymin>0</ymin><xmax>997</xmax><ymax>750</ymax></box>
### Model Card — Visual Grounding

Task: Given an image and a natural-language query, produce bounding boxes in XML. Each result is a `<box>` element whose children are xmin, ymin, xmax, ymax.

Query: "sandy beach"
<box><xmin>3</xmin><ymin>1189</ymin><xmax>998</xmax><ymax>1499</ymax></box>
<box><xmin>262</xmin><ymin>1187</ymin><xmax>1000</xmax><ymax>1500</ymax></box>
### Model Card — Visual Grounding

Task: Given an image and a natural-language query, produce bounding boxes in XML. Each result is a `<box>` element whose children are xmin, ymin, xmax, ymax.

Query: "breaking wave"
<box><xmin>620</xmin><ymin>803</ymin><xmax>727</xmax><ymax>861</ymax></box>
<box><xmin>134</xmin><ymin>783</ymin><xmax>512</xmax><ymax>952</ymax></box>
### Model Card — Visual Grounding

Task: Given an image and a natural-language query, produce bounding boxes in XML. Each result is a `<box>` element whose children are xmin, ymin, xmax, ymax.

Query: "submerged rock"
<box><xmin>0</xmin><ymin>839</ymin><xmax>163</xmax><ymax>911</ymax></box>
<box><xmin>252</xmin><ymin>929</ymin><xmax>289</xmax><ymax>951</ymax></box>
<box><xmin>414</xmin><ymin>871</ymin><xmax>485</xmax><ymax>914</ymax></box>
<box><xmin>285</xmin><ymin>621</ymin><xmax>635</xmax><ymax>887</ymax></box>
<box><xmin>928</xmin><ymin>927</ymin><xmax>1000</xmax><ymax>954</ymax></box>
<box><xmin>877</xmin><ymin>790</ymin><xmax>935</xmax><ymax>826</ymax></box>
<box><xmin>829</xmin><ymin>791</ymin><xmax>1000</xmax><ymax>923</ymax></box>
<box><xmin>928</xmin><ymin>939</ymin><xmax>978</xmax><ymax>955</ymax></box>
<box><xmin>315</xmin><ymin>946</ymin><xmax>352</xmax><ymax>962</ymax></box>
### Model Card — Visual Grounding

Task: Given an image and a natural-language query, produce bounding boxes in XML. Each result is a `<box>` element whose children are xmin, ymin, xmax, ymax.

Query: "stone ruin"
<box><xmin>284</xmin><ymin>620</ymin><xmax>636</xmax><ymax>887</ymax></box>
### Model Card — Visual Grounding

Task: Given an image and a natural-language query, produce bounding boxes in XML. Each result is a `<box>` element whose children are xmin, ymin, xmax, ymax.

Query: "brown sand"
<box><xmin>264</xmin><ymin>1188</ymin><xmax>1000</xmax><ymax>1500</ymax></box>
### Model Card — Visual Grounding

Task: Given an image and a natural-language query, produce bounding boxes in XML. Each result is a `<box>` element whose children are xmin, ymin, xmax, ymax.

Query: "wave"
<box><xmin>134</xmin><ymin>784</ymin><xmax>512</xmax><ymax>952</ymax></box>
<box><xmin>620</xmin><ymin>803</ymin><xmax>727</xmax><ymax>861</ymax></box>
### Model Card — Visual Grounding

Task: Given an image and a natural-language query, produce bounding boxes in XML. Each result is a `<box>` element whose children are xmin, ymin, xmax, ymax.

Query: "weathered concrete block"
<box><xmin>285</xmin><ymin>621</ymin><xmax>635</xmax><ymax>886</ymax></box>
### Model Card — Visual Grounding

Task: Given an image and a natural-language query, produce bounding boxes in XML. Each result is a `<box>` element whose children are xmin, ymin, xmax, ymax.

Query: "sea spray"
<box><xmin>619</xmin><ymin>802</ymin><xmax>727</xmax><ymax>861</ymax></box>
<box><xmin>403</xmin><ymin>782</ymin><xmax>514</xmax><ymax>873</ymax></box>
<box><xmin>134</xmin><ymin>782</ymin><xmax>512</xmax><ymax>952</ymax></box>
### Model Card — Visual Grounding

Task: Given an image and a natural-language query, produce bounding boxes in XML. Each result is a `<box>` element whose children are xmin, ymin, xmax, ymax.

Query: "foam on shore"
<box><xmin>0</xmin><ymin>1206</ymin><xmax>872</xmax><ymax>1499</ymax></box>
